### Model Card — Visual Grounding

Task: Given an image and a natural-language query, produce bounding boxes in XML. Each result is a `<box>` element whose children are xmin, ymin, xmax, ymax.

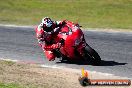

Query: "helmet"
<box><xmin>42</xmin><ymin>17</ymin><xmax>53</xmax><ymax>28</ymax></box>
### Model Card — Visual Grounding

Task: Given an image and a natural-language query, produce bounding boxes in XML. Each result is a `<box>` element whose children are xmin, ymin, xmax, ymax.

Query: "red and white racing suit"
<box><xmin>35</xmin><ymin>21</ymin><xmax>65</xmax><ymax>61</ymax></box>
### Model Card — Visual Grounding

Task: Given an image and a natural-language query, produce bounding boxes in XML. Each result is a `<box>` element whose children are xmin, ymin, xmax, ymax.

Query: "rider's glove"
<box><xmin>44</xmin><ymin>43</ymin><xmax>62</xmax><ymax>51</ymax></box>
<box><xmin>62</xmin><ymin>20</ymin><xmax>66</xmax><ymax>25</ymax></box>
<box><xmin>51</xmin><ymin>43</ymin><xmax>61</xmax><ymax>49</ymax></box>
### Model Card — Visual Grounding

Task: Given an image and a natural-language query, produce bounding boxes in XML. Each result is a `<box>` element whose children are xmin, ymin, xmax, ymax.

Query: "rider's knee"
<box><xmin>45</xmin><ymin>51</ymin><xmax>56</xmax><ymax>61</ymax></box>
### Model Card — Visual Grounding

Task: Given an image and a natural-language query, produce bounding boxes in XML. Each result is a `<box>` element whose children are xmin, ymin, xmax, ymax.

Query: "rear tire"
<box><xmin>83</xmin><ymin>44</ymin><xmax>101</xmax><ymax>65</ymax></box>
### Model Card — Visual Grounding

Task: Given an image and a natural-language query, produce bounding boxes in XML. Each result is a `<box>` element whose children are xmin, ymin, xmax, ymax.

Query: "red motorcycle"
<box><xmin>52</xmin><ymin>21</ymin><xmax>101</xmax><ymax>65</ymax></box>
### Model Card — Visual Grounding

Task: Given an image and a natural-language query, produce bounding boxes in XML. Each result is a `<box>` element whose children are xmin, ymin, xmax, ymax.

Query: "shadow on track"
<box><xmin>56</xmin><ymin>60</ymin><xmax>127</xmax><ymax>66</ymax></box>
<box><xmin>99</xmin><ymin>60</ymin><xmax>127</xmax><ymax>66</ymax></box>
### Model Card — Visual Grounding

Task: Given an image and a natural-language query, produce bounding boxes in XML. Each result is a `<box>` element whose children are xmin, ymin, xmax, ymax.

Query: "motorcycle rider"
<box><xmin>35</xmin><ymin>17</ymin><xmax>66</xmax><ymax>61</ymax></box>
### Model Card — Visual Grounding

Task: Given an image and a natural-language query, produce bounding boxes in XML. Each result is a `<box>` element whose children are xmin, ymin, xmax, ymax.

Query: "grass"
<box><xmin>0</xmin><ymin>83</ymin><xmax>23</xmax><ymax>88</ymax></box>
<box><xmin>0</xmin><ymin>0</ymin><xmax>132</xmax><ymax>29</ymax></box>
<box><xmin>0</xmin><ymin>82</ymin><xmax>38</xmax><ymax>88</ymax></box>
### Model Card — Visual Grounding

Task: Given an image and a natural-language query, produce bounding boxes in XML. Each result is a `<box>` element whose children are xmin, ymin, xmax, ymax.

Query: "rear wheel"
<box><xmin>83</xmin><ymin>44</ymin><xmax>101</xmax><ymax>65</ymax></box>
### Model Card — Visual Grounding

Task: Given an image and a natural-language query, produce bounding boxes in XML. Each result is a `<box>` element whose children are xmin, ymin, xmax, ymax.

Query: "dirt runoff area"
<box><xmin>0</xmin><ymin>60</ymin><xmax>131</xmax><ymax>88</ymax></box>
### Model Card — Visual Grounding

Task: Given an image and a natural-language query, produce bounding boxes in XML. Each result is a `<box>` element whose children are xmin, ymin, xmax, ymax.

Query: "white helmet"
<box><xmin>41</xmin><ymin>17</ymin><xmax>53</xmax><ymax>27</ymax></box>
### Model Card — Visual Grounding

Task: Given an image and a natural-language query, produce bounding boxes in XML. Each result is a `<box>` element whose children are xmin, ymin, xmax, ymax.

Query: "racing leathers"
<box><xmin>35</xmin><ymin>21</ymin><xmax>65</xmax><ymax>61</ymax></box>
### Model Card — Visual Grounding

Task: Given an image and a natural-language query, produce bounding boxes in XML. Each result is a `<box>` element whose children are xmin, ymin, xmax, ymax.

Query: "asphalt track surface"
<box><xmin>0</xmin><ymin>26</ymin><xmax>132</xmax><ymax>78</ymax></box>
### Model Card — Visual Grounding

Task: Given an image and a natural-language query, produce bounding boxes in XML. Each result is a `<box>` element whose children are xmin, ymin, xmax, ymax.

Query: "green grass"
<box><xmin>0</xmin><ymin>0</ymin><xmax>132</xmax><ymax>29</ymax></box>
<box><xmin>1</xmin><ymin>60</ymin><xmax>15</xmax><ymax>66</ymax></box>
<box><xmin>0</xmin><ymin>83</ymin><xmax>23</xmax><ymax>88</ymax></box>
<box><xmin>0</xmin><ymin>83</ymin><xmax>37</xmax><ymax>88</ymax></box>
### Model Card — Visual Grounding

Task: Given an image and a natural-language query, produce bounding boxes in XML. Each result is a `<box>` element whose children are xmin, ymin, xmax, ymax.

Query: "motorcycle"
<box><xmin>53</xmin><ymin>21</ymin><xmax>101</xmax><ymax>65</ymax></box>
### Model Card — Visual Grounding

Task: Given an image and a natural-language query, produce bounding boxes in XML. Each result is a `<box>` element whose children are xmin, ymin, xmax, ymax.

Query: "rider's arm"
<box><xmin>35</xmin><ymin>25</ymin><xmax>45</xmax><ymax>47</ymax></box>
<box><xmin>52</xmin><ymin>20</ymin><xmax>66</xmax><ymax>35</ymax></box>
<box><xmin>54</xmin><ymin>20</ymin><xmax>66</xmax><ymax>27</ymax></box>
<box><xmin>36</xmin><ymin>31</ymin><xmax>61</xmax><ymax>51</ymax></box>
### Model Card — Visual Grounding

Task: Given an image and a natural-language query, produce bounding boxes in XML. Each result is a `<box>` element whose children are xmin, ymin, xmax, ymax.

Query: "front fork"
<box><xmin>75</xmin><ymin>41</ymin><xmax>87</xmax><ymax>56</ymax></box>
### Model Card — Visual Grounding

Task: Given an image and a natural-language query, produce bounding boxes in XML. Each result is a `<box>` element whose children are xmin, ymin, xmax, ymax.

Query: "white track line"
<box><xmin>40</xmin><ymin>64</ymin><xmax>65</xmax><ymax>69</ymax></box>
<box><xmin>0</xmin><ymin>58</ymin><xmax>18</xmax><ymax>62</ymax></box>
<box><xmin>0</xmin><ymin>24</ymin><xmax>132</xmax><ymax>34</ymax></box>
<box><xmin>0</xmin><ymin>24</ymin><xmax>34</xmax><ymax>28</ymax></box>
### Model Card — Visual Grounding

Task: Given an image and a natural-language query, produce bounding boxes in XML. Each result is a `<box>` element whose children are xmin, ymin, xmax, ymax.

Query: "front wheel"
<box><xmin>83</xmin><ymin>44</ymin><xmax>101</xmax><ymax>65</ymax></box>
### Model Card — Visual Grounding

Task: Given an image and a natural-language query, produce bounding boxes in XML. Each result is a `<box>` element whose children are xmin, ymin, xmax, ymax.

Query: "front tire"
<box><xmin>83</xmin><ymin>44</ymin><xmax>101</xmax><ymax>65</ymax></box>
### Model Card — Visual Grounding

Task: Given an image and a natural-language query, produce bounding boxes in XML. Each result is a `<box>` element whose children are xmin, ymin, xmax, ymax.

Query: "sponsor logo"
<box><xmin>78</xmin><ymin>68</ymin><xmax>131</xmax><ymax>86</ymax></box>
